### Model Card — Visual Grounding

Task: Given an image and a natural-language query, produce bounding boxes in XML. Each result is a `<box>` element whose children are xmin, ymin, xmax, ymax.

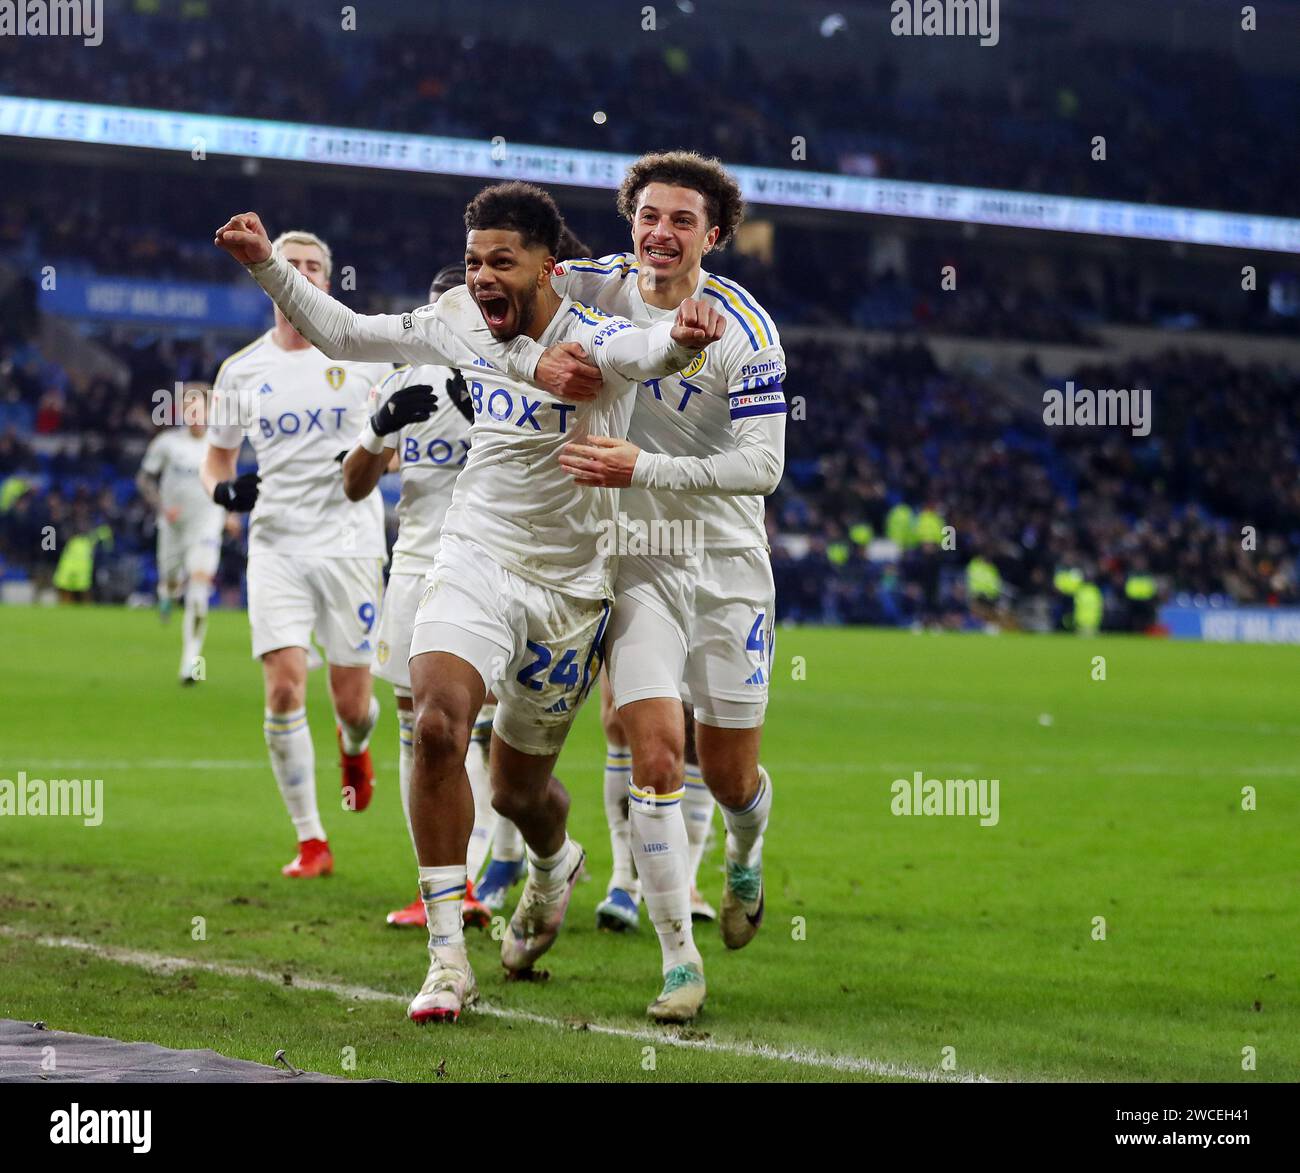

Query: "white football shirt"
<box><xmin>140</xmin><ymin>428</ymin><xmax>223</xmax><ymax>529</ymax></box>
<box><xmin>207</xmin><ymin>331</ymin><xmax>392</xmax><ymax>558</ymax></box>
<box><xmin>241</xmin><ymin>254</ymin><xmax>709</xmax><ymax>595</ymax></box>
<box><xmin>371</xmin><ymin>363</ymin><xmax>473</xmax><ymax>578</ymax></box>
<box><xmin>440</xmin><ymin>299</ymin><xmax>645</xmax><ymax>600</ymax></box>
<box><xmin>550</xmin><ymin>253</ymin><xmax>787</xmax><ymax>551</ymax></box>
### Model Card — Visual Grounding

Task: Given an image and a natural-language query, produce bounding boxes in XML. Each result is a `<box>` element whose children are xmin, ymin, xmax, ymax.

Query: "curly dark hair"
<box><xmin>616</xmin><ymin>151</ymin><xmax>745</xmax><ymax>249</ymax></box>
<box><xmin>463</xmin><ymin>182</ymin><xmax>563</xmax><ymax>255</ymax></box>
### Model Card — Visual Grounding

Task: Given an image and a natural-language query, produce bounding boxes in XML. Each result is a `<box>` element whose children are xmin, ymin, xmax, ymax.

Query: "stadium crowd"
<box><xmin>1</xmin><ymin>0</ymin><xmax>1297</xmax><ymax>217</ymax></box>
<box><xmin>4</xmin><ymin>273</ymin><xmax>1297</xmax><ymax>628</ymax></box>
<box><xmin>769</xmin><ymin>339</ymin><xmax>1300</xmax><ymax>629</ymax></box>
<box><xmin>3</xmin><ymin>166</ymin><xmax>1291</xmax><ymax>342</ymax></box>
<box><xmin>3</xmin><ymin>2</ymin><xmax>1297</xmax><ymax>629</ymax></box>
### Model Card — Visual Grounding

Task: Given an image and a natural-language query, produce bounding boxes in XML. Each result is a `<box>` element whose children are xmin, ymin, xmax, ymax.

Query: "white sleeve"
<box><xmin>630</xmin><ymin>342</ymin><xmax>787</xmax><ymax>496</ymax></box>
<box><xmin>631</xmin><ymin>412</ymin><xmax>786</xmax><ymax>496</ymax></box>
<box><xmin>140</xmin><ymin>435</ymin><xmax>166</xmax><ymax>476</ymax></box>
<box><xmin>584</xmin><ymin>316</ymin><xmax>702</xmax><ymax>383</ymax></box>
<box><xmin>245</xmin><ymin>254</ymin><xmax>540</xmax><ymax>374</ymax></box>
<box><xmin>205</xmin><ymin>382</ymin><xmax>248</xmax><ymax>451</ymax></box>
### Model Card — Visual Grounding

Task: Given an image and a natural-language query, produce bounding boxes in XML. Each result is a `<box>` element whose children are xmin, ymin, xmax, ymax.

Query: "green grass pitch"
<box><xmin>1</xmin><ymin>605</ymin><xmax>1296</xmax><ymax>1082</ymax></box>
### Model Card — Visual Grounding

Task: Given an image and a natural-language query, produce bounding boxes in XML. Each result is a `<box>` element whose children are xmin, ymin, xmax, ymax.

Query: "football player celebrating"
<box><xmin>201</xmin><ymin>230</ymin><xmax>393</xmax><ymax>879</ymax></box>
<box><xmin>214</xmin><ymin>184</ymin><xmax>724</xmax><ymax>1023</ymax></box>
<box><xmin>339</xmin><ymin>265</ymin><xmax>493</xmax><ymax>931</ymax></box>
<box><xmin>506</xmin><ymin>153</ymin><xmax>786</xmax><ymax>1023</ymax></box>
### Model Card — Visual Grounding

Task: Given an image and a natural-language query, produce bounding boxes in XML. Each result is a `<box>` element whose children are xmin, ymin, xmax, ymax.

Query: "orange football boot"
<box><xmin>282</xmin><ymin>838</ymin><xmax>333</xmax><ymax>878</ymax></box>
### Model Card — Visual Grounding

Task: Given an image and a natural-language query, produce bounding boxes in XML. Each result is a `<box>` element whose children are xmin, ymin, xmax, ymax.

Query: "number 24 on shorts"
<box><xmin>516</xmin><ymin>642</ymin><xmax>580</xmax><ymax>692</ymax></box>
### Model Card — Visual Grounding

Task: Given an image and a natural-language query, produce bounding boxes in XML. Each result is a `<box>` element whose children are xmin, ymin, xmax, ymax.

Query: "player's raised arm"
<box><xmin>215</xmin><ymin>211</ymin><xmax>460</xmax><ymax>364</ymax></box>
<box><xmin>215</xmin><ymin>214</ymin><xmax>601</xmax><ymax>399</ymax></box>
<box><xmin>580</xmin><ymin>297</ymin><xmax>725</xmax><ymax>385</ymax></box>
<box><xmin>213</xmin><ymin>213</ymin><xmax>501</xmax><ymax>371</ymax></box>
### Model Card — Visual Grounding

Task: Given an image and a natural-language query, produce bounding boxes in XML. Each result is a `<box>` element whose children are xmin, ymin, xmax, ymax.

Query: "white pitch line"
<box><xmin>0</xmin><ymin>926</ymin><xmax>993</xmax><ymax>1083</ymax></box>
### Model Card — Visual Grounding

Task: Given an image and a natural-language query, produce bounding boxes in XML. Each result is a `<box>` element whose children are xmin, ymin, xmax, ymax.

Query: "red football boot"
<box><xmin>386</xmin><ymin>895</ymin><xmax>426</xmax><ymax>928</ymax></box>
<box><xmin>282</xmin><ymin>838</ymin><xmax>333</xmax><ymax>878</ymax></box>
<box><xmin>462</xmin><ymin>879</ymin><xmax>492</xmax><ymax>930</ymax></box>
<box><xmin>337</xmin><ymin>727</ymin><xmax>375</xmax><ymax>812</ymax></box>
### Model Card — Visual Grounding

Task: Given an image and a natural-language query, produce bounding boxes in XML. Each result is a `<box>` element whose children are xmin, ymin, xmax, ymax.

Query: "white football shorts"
<box><xmin>246</xmin><ymin>552</ymin><xmax>385</xmax><ymax>666</ymax></box>
<box><xmin>157</xmin><ymin>516</ymin><xmax>222</xmax><ymax>586</ymax></box>
<box><xmin>372</xmin><ymin>568</ymin><xmax>432</xmax><ymax>695</ymax></box>
<box><xmin>606</xmin><ymin>547</ymin><xmax>775</xmax><ymax>729</ymax></box>
<box><xmin>409</xmin><ymin>534</ymin><xmax>610</xmax><ymax>756</ymax></box>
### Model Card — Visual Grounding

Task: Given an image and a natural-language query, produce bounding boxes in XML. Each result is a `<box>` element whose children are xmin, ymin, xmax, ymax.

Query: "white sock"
<box><xmin>264</xmin><ymin>708</ymin><xmax>325</xmax><ymax>842</ymax></box>
<box><xmin>492</xmin><ymin>818</ymin><xmax>523</xmax><ymax>863</ymax></box>
<box><xmin>683</xmin><ymin>762</ymin><xmax>714</xmax><ymax>887</ymax></box>
<box><xmin>473</xmin><ymin>702</ymin><xmax>522</xmax><ymax>868</ymax></box>
<box><xmin>397</xmin><ymin>707</ymin><xmax>416</xmax><ymax>853</ymax></box>
<box><xmin>721</xmin><ymin>765</ymin><xmax>772</xmax><ymax>870</ymax></box>
<box><xmin>528</xmin><ymin>836</ymin><xmax>576</xmax><ymax>894</ymax></box>
<box><xmin>465</xmin><ymin>739</ymin><xmax>497</xmax><ymax>884</ymax></box>
<box><xmin>338</xmin><ymin>694</ymin><xmax>379</xmax><ymax>755</ymax></box>
<box><xmin>629</xmin><ymin>779</ymin><xmax>700</xmax><ymax>974</ymax></box>
<box><xmin>418</xmin><ymin>864</ymin><xmax>466</xmax><ymax>950</ymax></box>
<box><xmin>465</xmin><ymin>704</ymin><xmax>497</xmax><ymax>881</ymax></box>
<box><xmin>603</xmin><ymin>742</ymin><xmax>638</xmax><ymax>899</ymax></box>
<box><xmin>180</xmin><ymin>579</ymin><xmax>209</xmax><ymax>677</ymax></box>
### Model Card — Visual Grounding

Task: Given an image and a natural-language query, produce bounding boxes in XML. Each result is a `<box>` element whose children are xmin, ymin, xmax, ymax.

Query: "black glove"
<box><xmin>371</xmin><ymin>384</ymin><xmax>437</xmax><ymax>436</ymax></box>
<box><xmin>213</xmin><ymin>471</ymin><xmax>261</xmax><ymax>512</ymax></box>
<box><xmin>446</xmin><ymin>370</ymin><xmax>475</xmax><ymax>424</ymax></box>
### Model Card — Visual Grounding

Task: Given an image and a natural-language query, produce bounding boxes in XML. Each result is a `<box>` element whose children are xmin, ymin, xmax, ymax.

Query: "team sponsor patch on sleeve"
<box><xmin>591</xmin><ymin>318</ymin><xmax>632</xmax><ymax>346</ymax></box>
<box><xmin>729</xmin><ymin>381</ymin><xmax>786</xmax><ymax>420</ymax></box>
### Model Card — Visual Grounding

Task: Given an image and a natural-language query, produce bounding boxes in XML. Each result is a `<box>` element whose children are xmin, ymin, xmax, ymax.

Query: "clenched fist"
<box><xmin>214</xmin><ymin>212</ymin><xmax>273</xmax><ymax>266</ymax></box>
<box><xmin>670</xmin><ymin>298</ymin><xmax>726</xmax><ymax>350</ymax></box>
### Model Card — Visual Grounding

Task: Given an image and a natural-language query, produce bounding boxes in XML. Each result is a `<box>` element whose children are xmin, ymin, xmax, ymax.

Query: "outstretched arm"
<box><xmin>214</xmin><ymin>213</ymin><xmax>603</xmax><ymax>398</ymax></box>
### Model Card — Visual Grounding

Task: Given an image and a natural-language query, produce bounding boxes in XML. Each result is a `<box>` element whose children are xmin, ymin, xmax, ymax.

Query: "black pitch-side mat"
<box><xmin>0</xmin><ymin>1019</ymin><xmax>370</xmax><ymax>1083</ymax></box>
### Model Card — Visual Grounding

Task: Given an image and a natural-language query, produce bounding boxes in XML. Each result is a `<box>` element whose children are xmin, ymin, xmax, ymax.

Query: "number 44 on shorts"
<box><xmin>744</xmin><ymin>611</ymin><xmax>774</xmax><ymax>685</ymax></box>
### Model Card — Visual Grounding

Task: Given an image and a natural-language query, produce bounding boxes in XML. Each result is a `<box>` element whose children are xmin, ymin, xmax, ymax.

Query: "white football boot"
<box><xmin>407</xmin><ymin>947</ymin><xmax>477</xmax><ymax>1024</ymax></box>
<box><xmin>646</xmin><ymin>962</ymin><xmax>707</xmax><ymax>1024</ymax></box>
<box><xmin>719</xmin><ymin>857</ymin><xmax>764</xmax><ymax>950</ymax></box>
<box><xmin>501</xmin><ymin>839</ymin><xmax>585</xmax><ymax>973</ymax></box>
